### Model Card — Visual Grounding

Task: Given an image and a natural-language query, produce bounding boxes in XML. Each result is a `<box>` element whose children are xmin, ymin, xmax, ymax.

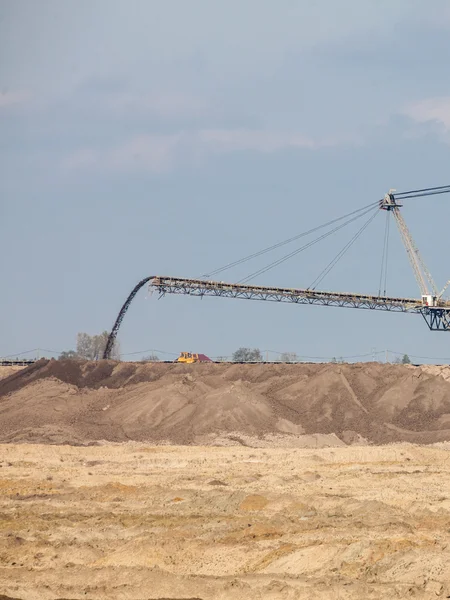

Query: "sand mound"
<box><xmin>1</xmin><ymin>359</ymin><xmax>450</xmax><ymax>445</ymax></box>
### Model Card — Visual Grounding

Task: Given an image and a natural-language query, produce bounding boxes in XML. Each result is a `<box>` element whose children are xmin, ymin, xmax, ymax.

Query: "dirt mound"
<box><xmin>1</xmin><ymin>359</ymin><xmax>450</xmax><ymax>445</ymax></box>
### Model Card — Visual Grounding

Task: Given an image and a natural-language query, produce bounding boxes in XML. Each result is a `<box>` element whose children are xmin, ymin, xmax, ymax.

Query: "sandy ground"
<box><xmin>1</xmin><ymin>443</ymin><xmax>450</xmax><ymax>599</ymax></box>
<box><xmin>0</xmin><ymin>367</ymin><xmax>25</xmax><ymax>381</ymax></box>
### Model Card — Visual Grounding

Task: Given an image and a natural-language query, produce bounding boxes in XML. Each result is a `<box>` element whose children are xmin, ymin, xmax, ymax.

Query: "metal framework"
<box><xmin>380</xmin><ymin>191</ymin><xmax>438</xmax><ymax>297</ymax></box>
<box><xmin>102</xmin><ymin>185</ymin><xmax>450</xmax><ymax>359</ymax></box>
<box><xmin>148</xmin><ymin>276</ymin><xmax>450</xmax><ymax>331</ymax></box>
<box><xmin>422</xmin><ymin>308</ymin><xmax>450</xmax><ymax>331</ymax></box>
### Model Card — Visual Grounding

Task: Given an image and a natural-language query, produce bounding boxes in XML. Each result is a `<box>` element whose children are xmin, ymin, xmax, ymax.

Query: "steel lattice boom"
<box><xmin>102</xmin><ymin>184</ymin><xmax>450</xmax><ymax>359</ymax></box>
<box><xmin>149</xmin><ymin>276</ymin><xmax>450</xmax><ymax>331</ymax></box>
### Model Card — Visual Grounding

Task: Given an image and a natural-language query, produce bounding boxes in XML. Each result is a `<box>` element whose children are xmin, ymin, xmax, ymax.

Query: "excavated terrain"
<box><xmin>1</xmin><ymin>360</ymin><xmax>450</xmax><ymax>599</ymax></box>
<box><xmin>1</xmin><ymin>443</ymin><xmax>450</xmax><ymax>599</ymax></box>
<box><xmin>1</xmin><ymin>359</ymin><xmax>450</xmax><ymax>446</ymax></box>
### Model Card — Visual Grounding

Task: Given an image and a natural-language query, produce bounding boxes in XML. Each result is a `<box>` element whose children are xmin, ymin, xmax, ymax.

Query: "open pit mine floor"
<box><xmin>1</xmin><ymin>360</ymin><xmax>450</xmax><ymax>598</ymax></box>
<box><xmin>1</xmin><ymin>443</ymin><xmax>450</xmax><ymax>600</ymax></box>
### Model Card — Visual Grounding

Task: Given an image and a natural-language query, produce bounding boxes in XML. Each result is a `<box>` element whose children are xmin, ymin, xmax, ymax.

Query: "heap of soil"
<box><xmin>1</xmin><ymin>359</ymin><xmax>450</xmax><ymax>446</ymax></box>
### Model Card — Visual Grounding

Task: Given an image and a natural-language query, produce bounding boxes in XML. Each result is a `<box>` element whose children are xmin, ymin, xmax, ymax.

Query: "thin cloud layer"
<box><xmin>2</xmin><ymin>2</ymin><xmax>450</xmax><ymax>174</ymax></box>
<box><xmin>64</xmin><ymin>134</ymin><xmax>182</xmax><ymax>174</ymax></box>
<box><xmin>404</xmin><ymin>97</ymin><xmax>450</xmax><ymax>131</ymax></box>
<box><xmin>63</xmin><ymin>129</ymin><xmax>351</xmax><ymax>174</ymax></box>
<box><xmin>0</xmin><ymin>90</ymin><xmax>30</xmax><ymax>108</ymax></box>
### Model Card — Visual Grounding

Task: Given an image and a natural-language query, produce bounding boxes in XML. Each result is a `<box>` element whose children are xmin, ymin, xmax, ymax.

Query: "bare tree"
<box><xmin>58</xmin><ymin>350</ymin><xmax>79</xmax><ymax>360</ymax></box>
<box><xmin>141</xmin><ymin>354</ymin><xmax>160</xmax><ymax>362</ymax></box>
<box><xmin>232</xmin><ymin>347</ymin><xmax>262</xmax><ymax>362</ymax></box>
<box><xmin>76</xmin><ymin>331</ymin><xmax>120</xmax><ymax>361</ymax></box>
<box><xmin>280</xmin><ymin>352</ymin><xmax>298</xmax><ymax>363</ymax></box>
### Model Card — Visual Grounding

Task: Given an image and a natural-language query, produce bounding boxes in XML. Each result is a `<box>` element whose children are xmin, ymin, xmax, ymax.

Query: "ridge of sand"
<box><xmin>1</xmin><ymin>359</ymin><xmax>450</xmax><ymax>446</ymax></box>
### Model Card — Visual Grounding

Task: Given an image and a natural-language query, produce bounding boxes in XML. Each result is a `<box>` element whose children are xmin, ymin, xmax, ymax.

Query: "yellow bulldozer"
<box><xmin>176</xmin><ymin>352</ymin><xmax>212</xmax><ymax>364</ymax></box>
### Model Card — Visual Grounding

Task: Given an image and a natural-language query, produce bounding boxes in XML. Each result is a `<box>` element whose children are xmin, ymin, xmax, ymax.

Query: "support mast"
<box><xmin>380</xmin><ymin>190</ymin><xmax>439</xmax><ymax>301</ymax></box>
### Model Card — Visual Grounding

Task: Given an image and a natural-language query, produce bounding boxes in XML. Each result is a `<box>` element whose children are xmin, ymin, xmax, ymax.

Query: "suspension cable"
<box><xmin>202</xmin><ymin>199</ymin><xmax>380</xmax><ymax>278</ymax></box>
<box><xmin>203</xmin><ymin>186</ymin><xmax>449</xmax><ymax>281</ymax></box>
<box><xmin>396</xmin><ymin>189</ymin><xmax>450</xmax><ymax>200</ymax></box>
<box><xmin>378</xmin><ymin>210</ymin><xmax>390</xmax><ymax>296</ymax></box>
<box><xmin>394</xmin><ymin>184</ymin><xmax>450</xmax><ymax>197</ymax></box>
<box><xmin>238</xmin><ymin>205</ymin><xmax>378</xmax><ymax>284</ymax></box>
<box><xmin>383</xmin><ymin>213</ymin><xmax>390</xmax><ymax>296</ymax></box>
<box><xmin>309</xmin><ymin>209</ymin><xmax>379</xmax><ymax>290</ymax></box>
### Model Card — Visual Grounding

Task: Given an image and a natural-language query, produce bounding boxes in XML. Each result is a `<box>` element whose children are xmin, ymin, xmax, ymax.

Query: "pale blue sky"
<box><xmin>1</xmin><ymin>1</ymin><xmax>450</xmax><ymax>362</ymax></box>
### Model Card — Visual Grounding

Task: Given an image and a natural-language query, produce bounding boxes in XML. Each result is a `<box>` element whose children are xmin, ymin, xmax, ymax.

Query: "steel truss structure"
<box><xmin>149</xmin><ymin>276</ymin><xmax>450</xmax><ymax>331</ymax></box>
<box><xmin>102</xmin><ymin>185</ymin><xmax>450</xmax><ymax>359</ymax></box>
<box><xmin>422</xmin><ymin>308</ymin><xmax>450</xmax><ymax>331</ymax></box>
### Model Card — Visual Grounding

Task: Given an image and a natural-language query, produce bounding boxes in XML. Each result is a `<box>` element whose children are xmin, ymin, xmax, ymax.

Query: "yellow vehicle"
<box><xmin>176</xmin><ymin>352</ymin><xmax>211</xmax><ymax>363</ymax></box>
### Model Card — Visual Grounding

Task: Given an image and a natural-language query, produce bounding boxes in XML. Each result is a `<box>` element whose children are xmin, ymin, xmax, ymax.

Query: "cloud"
<box><xmin>404</xmin><ymin>97</ymin><xmax>450</xmax><ymax>131</ymax></box>
<box><xmin>64</xmin><ymin>134</ymin><xmax>182</xmax><ymax>174</ymax></box>
<box><xmin>105</xmin><ymin>92</ymin><xmax>209</xmax><ymax>119</ymax></box>
<box><xmin>0</xmin><ymin>90</ymin><xmax>29</xmax><ymax>108</ymax></box>
<box><xmin>68</xmin><ymin>79</ymin><xmax>211</xmax><ymax>120</ymax></box>
<box><xmin>63</xmin><ymin>128</ymin><xmax>353</xmax><ymax>174</ymax></box>
<box><xmin>198</xmin><ymin>129</ymin><xmax>319</xmax><ymax>152</ymax></box>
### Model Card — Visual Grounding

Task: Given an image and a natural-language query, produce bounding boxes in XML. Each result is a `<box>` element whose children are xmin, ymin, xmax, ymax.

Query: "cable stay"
<box><xmin>202</xmin><ymin>200</ymin><xmax>379</xmax><ymax>279</ymax></box>
<box><xmin>378</xmin><ymin>210</ymin><xmax>390</xmax><ymax>297</ymax></box>
<box><xmin>308</xmin><ymin>209</ymin><xmax>379</xmax><ymax>291</ymax></box>
<box><xmin>238</xmin><ymin>205</ymin><xmax>378</xmax><ymax>284</ymax></box>
<box><xmin>392</xmin><ymin>184</ymin><xmax>450</xmax><ymax>200</ymax></box>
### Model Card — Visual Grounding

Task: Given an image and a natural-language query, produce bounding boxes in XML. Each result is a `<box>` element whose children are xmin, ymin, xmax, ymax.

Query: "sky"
<box><xmin>1</xmin><ymin>0</ymin><xmax>450</xmax><ymax>363</ymax></box>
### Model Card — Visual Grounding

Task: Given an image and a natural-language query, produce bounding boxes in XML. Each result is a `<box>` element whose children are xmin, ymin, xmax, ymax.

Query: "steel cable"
<box><xmin>383</xmin><ymin>214</ymin><xmax>390</xmax><ymax>295</ymax></box>
<box><xmin>202</xmin><ymin>200</ymin><xmax>380</xmax><ymax>278</ymax></box>
<box><xmin>396</xmin><ymin>189</ymin><xmax>450</xmax><ymax>200</ymax></box>
<box><xmin>309</xmin><ymin>209</ymin><xmax>379</xmax><ymax>290</ymax></box>
<box><xmin>378</xmin><ymin>210</ymin><xmax>390</xmax><ymax>296</ymax></box>
<box><xmin>238</xmin><ymin>205</ymin><xmax>378</xmax><ymax>284</ymax></box>
<box><xmin>394</xmin><ymin>184</ymin><xmax>450</xmax><ymax>197</ymax></box>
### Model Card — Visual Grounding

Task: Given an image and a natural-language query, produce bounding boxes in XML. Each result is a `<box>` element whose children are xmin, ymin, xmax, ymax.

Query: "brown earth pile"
<box><xmin>1</xmin><ymin>359</ymin><xmax>450</xmax><ymax>446</ymax></box>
